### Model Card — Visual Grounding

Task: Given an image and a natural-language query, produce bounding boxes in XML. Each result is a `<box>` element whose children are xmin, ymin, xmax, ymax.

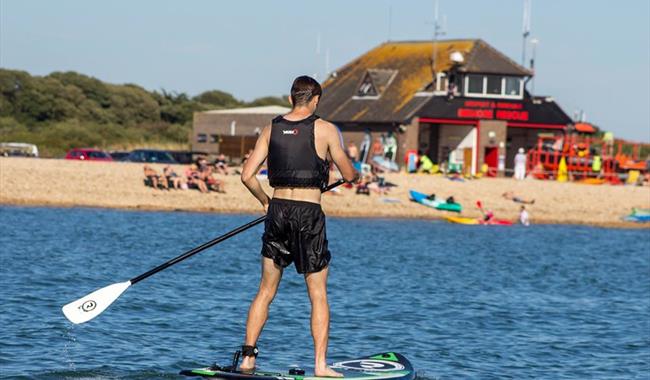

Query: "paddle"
<box><xmin>62</xmin><ymin>179</ymin><xmax>345</xmax><ymax>324</ymax></box>
<box><xmin>476</xmin><ymin>200</ymin><xmax>485</xmax><ymax>215</ymax></box>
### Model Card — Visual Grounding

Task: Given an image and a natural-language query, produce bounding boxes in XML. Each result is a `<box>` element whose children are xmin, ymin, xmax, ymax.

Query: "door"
<box><xmin>463</xmin><ymin>148</ymin><xmax>473</xmax><ymax>176</ymax></box>
<box><xmin>484</xmin><ymin>147</ymin><xmax>498</xmax><ymax>177</ymax></box>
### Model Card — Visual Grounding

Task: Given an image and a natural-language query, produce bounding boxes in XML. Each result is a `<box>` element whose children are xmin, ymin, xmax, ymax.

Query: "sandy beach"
<box><xmin>1</xmin><ymin>157</ymin><xmax>648</xmax><ymax>227</ymax></box>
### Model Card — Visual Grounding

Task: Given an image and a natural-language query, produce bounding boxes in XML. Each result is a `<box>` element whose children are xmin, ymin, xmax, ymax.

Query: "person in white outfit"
<box><xmin>514</xmin><ymin>147</ymin><xmax>527</xmax><ymax>180</ymax></box>
<box><xmin>519</xmin><ymin>205</ymin><xmax>530</xmax><ymax>226</ymax></box>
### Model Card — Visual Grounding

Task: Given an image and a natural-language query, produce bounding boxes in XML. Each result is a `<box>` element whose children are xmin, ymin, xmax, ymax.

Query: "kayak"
<box><xmin>445</xmin><ymin>216</ymin><xmax>479</xmax><ymax>225</ymax></box>
<box><xmin>181</xmin><ymin>352</ymin><xmax>415</xmax><ymax>380</ymax></box>
<box><xmin>624</xmin><ymin>215</ymin><xmax>650</xmax><ymax>223</ymax></box>
<box><xmin>623</xmin><ymin>208</ymin><xmax>650</xmax><ymax>223</ymax></box>
<box><xmin>445</xmin><ymin>216</ymin><xmax>513</xmax><ymax>225</ymax></box>
<box><xmin>409</xmin><ymin>190</ymin><xmax>462</xmax><ymax>213</ymax></box>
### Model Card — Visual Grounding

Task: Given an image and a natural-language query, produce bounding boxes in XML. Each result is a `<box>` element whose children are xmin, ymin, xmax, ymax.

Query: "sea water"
<box><xmin>0</xmin><ymin>206</ymin><xmax>648</xmax><ymax>379</ymax></box>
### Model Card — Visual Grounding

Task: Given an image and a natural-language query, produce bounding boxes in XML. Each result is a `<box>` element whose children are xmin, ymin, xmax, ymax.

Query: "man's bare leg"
<box><xmin>240</xmin><ymin>257</ymin><xmax>283</xmax><ymax>371</ymax></box>
<box><xmin>305</xmin><ymin>266</ymin><xmax>343</xmax><ymax>378</ymax></box>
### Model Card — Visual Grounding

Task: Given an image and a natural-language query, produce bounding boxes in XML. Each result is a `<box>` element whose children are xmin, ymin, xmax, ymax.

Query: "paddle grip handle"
<box><xmin>129</xmin><ymin>179</ymin><xmax>345</xmax><ymax>285</ymax></box>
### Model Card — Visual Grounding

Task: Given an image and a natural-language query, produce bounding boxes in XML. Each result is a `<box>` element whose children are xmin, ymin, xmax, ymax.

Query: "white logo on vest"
<box><xmin>282</xmin><ymin>129</ymin><xmax>299</xmax><ymax>135</ymax></box>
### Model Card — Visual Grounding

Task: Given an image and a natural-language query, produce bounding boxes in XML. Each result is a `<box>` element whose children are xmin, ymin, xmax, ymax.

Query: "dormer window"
<box><xmin>354</xmin><ymin>69</ymin><xmax>397</xmax><ymax>99</ymax></box>
<box><xmin>358</xmin><ymin>77</ymin><xmax>377</xmax><ymax>97</ymax></box>
<box><xmin>464</xmin><ymin>75</ymin><xmax>523</xmax><ymax>99</ymax></box>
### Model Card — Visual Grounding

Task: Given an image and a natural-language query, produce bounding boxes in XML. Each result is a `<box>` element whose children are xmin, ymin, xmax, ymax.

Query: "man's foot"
<box><xmin>314</xmin><ymin>366</ymin><xmax>343</xmax><ymax>378</ymax></box>
<box><xmin>239</xmin><ymin>356</ymin><xmax>256</xmax><ymax>373</ymax></box>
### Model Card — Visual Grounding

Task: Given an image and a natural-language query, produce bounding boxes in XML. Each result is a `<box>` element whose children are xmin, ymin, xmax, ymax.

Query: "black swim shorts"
<box><xmin>261</xmin><ymin>198</ymin><xmax>331</xmax><ymax>274</ymax></box>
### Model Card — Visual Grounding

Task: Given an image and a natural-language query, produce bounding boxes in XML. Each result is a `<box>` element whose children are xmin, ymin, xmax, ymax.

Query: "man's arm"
<box><xmin>241</xmin><ymin>125</ymin><xmax>272</xmax><ymax>209</ymax></box>
<box><xmin>321</xmin><ymin>121</ymin><xmax>359</xmax><ymax>183</ymax></box>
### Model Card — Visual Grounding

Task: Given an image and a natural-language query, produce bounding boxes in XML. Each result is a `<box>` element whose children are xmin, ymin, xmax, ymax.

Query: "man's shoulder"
<box><xmin>314</xmin><ymin>118</ymin><xmax>338</xmax><ymax>133</ymax></box>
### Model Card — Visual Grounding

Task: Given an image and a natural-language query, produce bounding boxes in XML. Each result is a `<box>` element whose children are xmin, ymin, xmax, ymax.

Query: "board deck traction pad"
<box><xmin>180</xmin><ymin>352</ymin><xmax>415</xmax><ymax>380</ymax></box>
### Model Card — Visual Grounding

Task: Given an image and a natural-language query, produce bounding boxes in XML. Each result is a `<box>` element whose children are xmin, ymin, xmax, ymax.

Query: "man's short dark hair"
<box><xmin>290</xmin><ymin>76</ymin><xmax>322</xmax><ymax>106</ymax></box>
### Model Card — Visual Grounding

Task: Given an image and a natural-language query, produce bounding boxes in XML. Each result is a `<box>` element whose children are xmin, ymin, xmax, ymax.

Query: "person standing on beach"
<box><xmin>519</xmin><ymin>205</ymin><xmax>530</xmax><ymax>226</ymax></box>
<box><xmin>239</xmin><ymin>76</ymin><xmax>358</xmax><ymax>377</ymax></box>
<box><xmin>514</xmin><ymin>147</ymin><xmax>527</xmax><ymax>180</ymax></box>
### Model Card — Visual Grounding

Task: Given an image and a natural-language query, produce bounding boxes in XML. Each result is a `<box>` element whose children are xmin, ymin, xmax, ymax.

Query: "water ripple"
<box><xmin>1</xmin><ymin>206</ymin><xmax>649</xmax><ymax>379</ymax></box>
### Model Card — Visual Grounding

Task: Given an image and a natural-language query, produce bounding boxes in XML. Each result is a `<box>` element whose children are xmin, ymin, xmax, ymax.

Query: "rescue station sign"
<box><xmin>417</xmin><ymin>96</ymin><xmax>572</xmax><ymax>128</ymax></box>
<box><xmin>457</xmin><ymin>101</ymin><xmax>529</xmax><ymax>121</ymax></box>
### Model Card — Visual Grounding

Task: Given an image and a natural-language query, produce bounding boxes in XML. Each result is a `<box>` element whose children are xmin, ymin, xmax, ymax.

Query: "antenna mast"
<box><xmin>431</xmin><ymin>0</ymin><xmax>446</xmax><ymax>87</ymax></box>
<box><xmin>521</xmin><ymin>0</ymin><xmax>531</xmax><ymax>66</ymax></box>
<box><xmin>315</xmin><ymin>32</ymin><xmax>322</xmax><ymax>79</ymax></box>
<box><xmin>530</xmin><ymin>38</ymin><xmax>538</xmax><ymax>94</ymax></box>
<box><xmin>387</xmin><ymin>2</ymin><xmax>393</xmax><ymax>41</ymax></box>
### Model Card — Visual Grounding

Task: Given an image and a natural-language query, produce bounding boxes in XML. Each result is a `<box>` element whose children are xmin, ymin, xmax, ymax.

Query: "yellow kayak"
<box><xmin>445</xmin><ymin>216</ymin><xmax>479</xmax><ymax>225</ymax></box>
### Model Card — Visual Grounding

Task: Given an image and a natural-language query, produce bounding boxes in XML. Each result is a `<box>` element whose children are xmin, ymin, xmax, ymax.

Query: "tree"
<box><xmin>246</xmin><ymin>95</ymin><xmax>290</xmax><ymax>107</ymax></box>
<box><xmin>194</xmin><ymin>90</ymin><xmax>241</xmax><ymax>108</ymax></box>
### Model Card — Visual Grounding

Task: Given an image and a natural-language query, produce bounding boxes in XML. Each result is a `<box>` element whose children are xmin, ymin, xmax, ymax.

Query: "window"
<box><xmin>197</xmin><ymin>133</ymin><xmax>207</xmax><ymax>143</ymax></box>
<box><xmin>147</xmin><ymin>151</ymin><xmax>174</xmax><ymax>162</ymax></box>
<box><xmin>486</xmin><ymin>76</ymin><xmax>502</xmax><ymax>95</ymax></box>
<box><xmin>464</xmin><ymin>75</ymin><xmax>523</xmax><ymax>99</ymax></box>
<box><xmin>88</xmin><ymin>151</ymin><xmax>110</xmax><ymax>158</ymax></box>
<box><xmin>357</xmin><ymin>78</ymin><xmax>377</xmax><ymax>97</ymax></box>
<box><xmin>467</xmin><ymin>75</ymin><xmax>484</xmax><ymax>94</ymax></box>
<box><xmin>210</xmin><ymin>134</ymin><xmax>219</xmax><ymax>143</ymax></box>
<box><xmin>354</xmin><ymin>69</ymin><xmax>397</xmax><ymax>98</ymax></box>
<box><xmin>505</xmin><ymin>77</ymin><xmax>522</xmax><ymax>96</ymax></box>
<box><xmin>435</xmin><ymin>73</ymin><xmax>448</xmax><ymax>92</ymax></box>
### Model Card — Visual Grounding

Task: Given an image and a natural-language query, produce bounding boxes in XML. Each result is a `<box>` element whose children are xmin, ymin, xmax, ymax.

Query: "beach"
<box><xmin>1</xmin><ymin>157</ymin><xmax>648</xmax><ymax>227</ymax></box>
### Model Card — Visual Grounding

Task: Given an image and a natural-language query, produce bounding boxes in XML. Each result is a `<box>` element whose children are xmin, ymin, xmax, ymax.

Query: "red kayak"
<box><xmin>480</xmin><ymin>219</ymin><xmax>513</xmax><ymax>226</ymax></box>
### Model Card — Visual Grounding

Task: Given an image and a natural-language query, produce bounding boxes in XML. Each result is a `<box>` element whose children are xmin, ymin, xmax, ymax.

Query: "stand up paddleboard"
<box><xmin>181</xmin><ymin>352</ymin><xmax>415</xmax><ymax>380</ymax></box>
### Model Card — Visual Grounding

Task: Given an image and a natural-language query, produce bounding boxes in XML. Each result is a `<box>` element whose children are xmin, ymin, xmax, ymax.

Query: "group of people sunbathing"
<box><xmin>143</xmin><ymin>155</ymin><xmax>229</xmax><ymax>193</ymax></box>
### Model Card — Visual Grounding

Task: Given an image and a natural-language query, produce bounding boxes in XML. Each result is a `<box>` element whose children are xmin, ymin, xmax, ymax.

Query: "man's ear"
<box><xmin>288</xmin><ymin>96</ymin><xmax>294</xmax><ymax>107</ymax></box>
<box><xmin>311</xmin><ymin>95</ymin><xmax>320</xmax><ymax>108</ymax></box>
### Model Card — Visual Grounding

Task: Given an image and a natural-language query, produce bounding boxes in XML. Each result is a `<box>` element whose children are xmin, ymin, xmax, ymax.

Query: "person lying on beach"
<box><xmin>163</xmin><ymin>166</ymin><xmax>183</xmax><ymax>190</ymax></box>
<box><xmin>144</xmin><ymin>165</ymin><xmax>168</xmax><ymax>190</ymax></box>
<box><xmin>185</xmin><ymin>164</ymin><xmax>209</xmax><ymax>193</ymax></box>
<box><xmin>502</xmin><ymin>191</ymin><xmax>535</xmax><ymax>205</ymax></box>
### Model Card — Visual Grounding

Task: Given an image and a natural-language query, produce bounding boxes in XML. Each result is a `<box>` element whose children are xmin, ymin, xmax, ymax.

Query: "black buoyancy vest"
<box><xmin>267</xmin><ymin>114</ymin><xmax>329</xmax><ymax>189</ymax></box>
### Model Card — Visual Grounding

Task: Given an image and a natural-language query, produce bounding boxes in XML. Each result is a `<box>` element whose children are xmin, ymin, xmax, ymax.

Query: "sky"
<box><xmin>1</xmin><ymin>0</ymin><xmax>649</xmax><ymax>142</ymax></box>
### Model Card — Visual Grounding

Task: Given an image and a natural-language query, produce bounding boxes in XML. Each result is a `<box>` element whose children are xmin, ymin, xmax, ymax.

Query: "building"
<box><xmin>318</xmin><ymin>39</ymin><xmax>572</xmax><ymax>175</ymax></box>
<box><xmin>192</xmin><ymin>105</ymin><xmax>291</xmax><ymax>160</ymax></box>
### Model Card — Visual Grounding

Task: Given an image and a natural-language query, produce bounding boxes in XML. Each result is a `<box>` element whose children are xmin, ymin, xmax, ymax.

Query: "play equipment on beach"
<box><xmin>526</xmin><ymin>133</ymin><xmax>648</xmax><ymax>183</ymax></box>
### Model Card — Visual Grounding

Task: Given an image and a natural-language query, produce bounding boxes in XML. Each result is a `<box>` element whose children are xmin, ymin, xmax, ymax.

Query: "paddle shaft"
<box><xmin>476</xmin><ymin>200</ymin><xmax>486</xmax><ymax>216</ymax></box>
<box><xmin>129</xmin><ymin>179</ymin><xmax>345</xmax><ymax>285</ymax></box>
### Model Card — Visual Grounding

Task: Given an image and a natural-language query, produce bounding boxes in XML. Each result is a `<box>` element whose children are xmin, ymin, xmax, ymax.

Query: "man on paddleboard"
<box><xmin>240</xmin><ymin>76</ymin><xmax>358</xmax><ymax>377</ymax></box>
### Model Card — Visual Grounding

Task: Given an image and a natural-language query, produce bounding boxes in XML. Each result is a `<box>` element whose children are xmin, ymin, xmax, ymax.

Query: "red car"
<box><xmin>65</xmin><ymin>148</ymin><xmax>113</xmax><ymax>161</ymax></box>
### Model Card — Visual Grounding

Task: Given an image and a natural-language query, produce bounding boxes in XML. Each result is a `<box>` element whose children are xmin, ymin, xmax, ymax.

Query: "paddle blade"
<box><xmin>62</xmin><ymin>281</ymin><xmax>131</xmax><ymax>324</ymax></box>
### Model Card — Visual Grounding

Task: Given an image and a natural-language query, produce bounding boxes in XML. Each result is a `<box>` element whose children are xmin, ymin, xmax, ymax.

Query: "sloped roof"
<box><xmin>203</xmin><ymin>105</ymin><xmax>291</xmax><ymax>115</ymax></box>
<box><xmin>462</xmin><ymin>40</ymin><xmax>532</xmax><ymax>75</ymax></box>
<box><xmin>318</xmin><ymin>39</ymin><xmax>531</xmax><ymax>124</ymax></box>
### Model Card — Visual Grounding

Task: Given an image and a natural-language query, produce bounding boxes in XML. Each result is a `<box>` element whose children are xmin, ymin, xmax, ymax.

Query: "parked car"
<box><xmin>0</xmin><ymin>142</ymin><xmax>39</xmax><ymax>157</ymax></box>
<box><xmin>168</xmin><ymin>150</ymin><xmax>207</xmax><ymax>164</ymax></box>
<box><xmin>125</xmin><ymin>149</ymin><xmax>177</xmax><ymax>164</ymax></box>
<box><xmin>65</xmin><ymin>148</ymin><xmax>113</xmax><ymax>161</ymax></box>
<box><xmin>109</xmin><ymin>151</ymin><xmax>130</xmax><ymax>161</ymax></box>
